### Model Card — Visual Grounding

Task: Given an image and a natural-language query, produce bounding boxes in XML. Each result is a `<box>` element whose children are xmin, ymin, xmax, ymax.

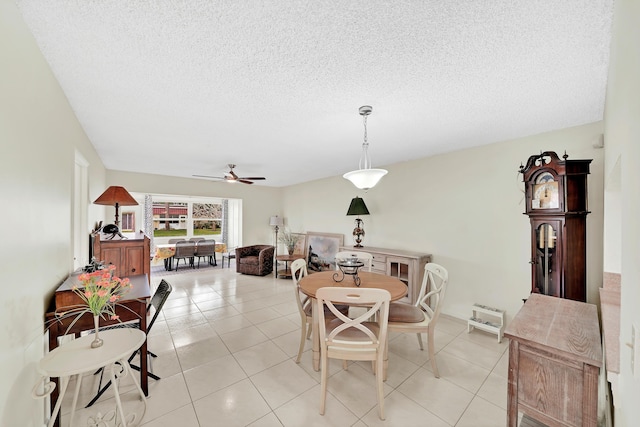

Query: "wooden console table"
<box><xmin>339</xmin><ymin>246</ymin><xmax>431</xmax><ymax>304</ymax></box>
<box><xmin>505</xmin><ymin>294</ymin><xmax>602</xmax><ymax>427</ymax></box>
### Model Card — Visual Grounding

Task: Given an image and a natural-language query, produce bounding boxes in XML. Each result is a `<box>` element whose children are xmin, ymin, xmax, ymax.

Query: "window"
<box><xmin>130</xmin><ymin>193</ymin><xmax>240</xmax><ymax>247</ymax></box>
<box><xmin>192</xmin><ymin>203</ymin><xmax>222</xmax><ymax>236</ymax></box>
<box><xmin>153</xmin><ymin>202</ymin><xmax>188</xmax><ymax>237</ymax></box>
<box><xmin>121</xmin><ymin>212</ymin><xmax>135</xmax><ymax>232</ymax></box>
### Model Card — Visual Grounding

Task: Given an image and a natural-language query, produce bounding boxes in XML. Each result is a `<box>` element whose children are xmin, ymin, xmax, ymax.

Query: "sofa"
<box><xmin>235</xmin><ymin>245</ymin><xmax>275</xmax><ymax>276</ymax></box>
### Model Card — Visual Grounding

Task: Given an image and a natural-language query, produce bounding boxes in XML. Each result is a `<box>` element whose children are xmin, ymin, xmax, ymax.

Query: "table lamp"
<box><xmin>93</xmin><ymin>186</ymin><xmax>138</xmax><ymax>228</ymax></box>
<box><xmin>346</xmin><ymin>197</ymin><xmax>370</xmax><ymax>247</ymax></box>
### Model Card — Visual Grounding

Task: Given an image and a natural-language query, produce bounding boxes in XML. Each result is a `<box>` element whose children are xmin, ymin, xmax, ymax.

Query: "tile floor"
<box><xmin>58</xmin><ymin>264</ymin><xmax>514</xmax><ymax>427</ymax></box>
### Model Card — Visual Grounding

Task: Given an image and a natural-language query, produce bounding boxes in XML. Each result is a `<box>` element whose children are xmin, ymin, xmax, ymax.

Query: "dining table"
<box><xmin>298</xmin><ymin>270</ymin><xmax>407</xmax><ymax>373</ymax></box>
<box><xmin>153</xmin><ymin>242</ymin><xmax>227</xmax><ymax>270</ymax></box>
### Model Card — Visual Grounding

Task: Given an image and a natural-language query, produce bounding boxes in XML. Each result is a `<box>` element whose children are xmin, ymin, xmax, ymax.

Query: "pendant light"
<box><xmin>343</xmin><ymin>106</ymin><xmax>388</xmax><ymax>190</ymax></box>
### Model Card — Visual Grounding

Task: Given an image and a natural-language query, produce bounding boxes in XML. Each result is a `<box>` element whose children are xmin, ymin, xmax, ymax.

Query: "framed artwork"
<box><xmin>306</xmin><ymin>232</ymin><xmax>345</xmax><ymax>272</ymax></box>
<box><xmin>291</xmin><ymin>233</ymin><xmax>307</xmax><ymax>258</ymax></box>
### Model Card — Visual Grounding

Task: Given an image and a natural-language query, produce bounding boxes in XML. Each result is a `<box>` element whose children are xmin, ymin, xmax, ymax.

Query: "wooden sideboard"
<box><xmin>505</xmin><ymin>294</ymin><xmax>602</xmax><ymax>427</ymax></box>
<box><xmin>339</xmin><ymin>246</ymin><xmax>431</xmax><ymax>304</ymax></box>
<box><xmin>92</xmin><ymin>232</ymin><xmax>150</xmax><ymax>282</ymax></box>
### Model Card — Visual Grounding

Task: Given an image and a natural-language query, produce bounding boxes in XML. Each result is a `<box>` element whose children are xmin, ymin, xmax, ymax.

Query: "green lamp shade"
<box><xmin>346</xmin><ymin>197</ymin><xmax>370</xmax><ymax>216</ymax></box>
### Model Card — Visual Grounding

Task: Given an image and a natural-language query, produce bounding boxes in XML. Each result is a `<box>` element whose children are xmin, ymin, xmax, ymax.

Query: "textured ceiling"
<box><xmin>17</xmin><ymin>0</ymin><xmax>613</xmax><ymax>187</ymax></box>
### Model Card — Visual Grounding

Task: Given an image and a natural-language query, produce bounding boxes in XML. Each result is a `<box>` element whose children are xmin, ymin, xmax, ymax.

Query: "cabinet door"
<box><xmin>387</xmin><ymin>257</ymin><xmax>411</xmax><ymax>303</ymax></box>
<box><xmin>124</xmin><ymin>246</ymin><xmax>145</xmax><ymax>277</ymax></box>
<box><xmin>101</xmin><ymin>247</ymin><xmax>124</xmax><ymax>277</ymax></box>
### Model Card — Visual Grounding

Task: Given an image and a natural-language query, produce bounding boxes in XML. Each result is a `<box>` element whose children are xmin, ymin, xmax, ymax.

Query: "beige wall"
<box><xmin>0</xmin><ymin>0</ymin><xmax>107</xmax><ymax>424</ymax></box>
<box><xmin>603</xmin><ymin>0</ymin><xmax>640</xmax><ymax>424</ymax></box>
<box><xmin>106</xmin><ymin>170</ymin><xmax>284</xmax><ymax>247</ymax></box>
<box><xmin>107</xmin><ymin>171</ymin><xmax>282</xmax><ymax>245</ymax></box>
<box><xmin>282</xmin><ymin>123</ymin><xmax>605</xmax><ymax>323</ymax></box>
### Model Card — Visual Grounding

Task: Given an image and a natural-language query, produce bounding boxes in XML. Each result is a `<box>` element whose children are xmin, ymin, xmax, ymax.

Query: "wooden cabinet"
<box><xmin>505</xmin><ymin>294</ymin><xmax>601</xmax><ymax>427</ymax></box>
<box><xmin>340</xmin><ymin>246</ymin><xmax>431</xmax><ymax>304</ymax></box>
<box><xmin>92</xmin><ymin>232</ymin><xmax>150</xmax><ymax>282</ymax></box>
<box><xmin>519</xmin><ymin>151</ymin><xmax>591</xmax><ymax>301</ymax></box>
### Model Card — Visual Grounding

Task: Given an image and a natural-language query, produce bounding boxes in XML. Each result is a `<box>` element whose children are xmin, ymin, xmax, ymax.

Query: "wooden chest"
<box><xmin>505</xmin><ymin>294</ymin><xmax>602</xmax><ymax>427</ymax></box>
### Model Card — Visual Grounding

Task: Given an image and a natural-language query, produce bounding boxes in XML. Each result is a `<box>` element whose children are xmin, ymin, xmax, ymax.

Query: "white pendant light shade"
<box><xmin>344</xmin><ymin>105</ymin><xmax>387</xmax><ymax>190</ymax></box>
<box><xmin>343</xmin><ymin>169</ymin><xmax>388</xmax><ymax>190</ymax></box>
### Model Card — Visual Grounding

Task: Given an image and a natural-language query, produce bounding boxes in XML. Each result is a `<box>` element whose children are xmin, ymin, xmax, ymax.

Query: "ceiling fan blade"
<box><xmin>193</xmin><ymin>174</ymin><xmax>224</xmax><ymax>180</ymax></box>
<box><xmin>238</xmin><ymin>179</ymin><xmax>254</xmax><ymax>184</ymax></box>
<box><xmin>238</xmin><ymin>177</ymin><xmax>266</xmax><ymax>180</ymax></box>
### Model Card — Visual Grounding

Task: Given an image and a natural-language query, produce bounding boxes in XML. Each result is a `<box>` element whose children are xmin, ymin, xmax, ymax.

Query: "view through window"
<box><xmin>125</xmin><ymin>194</ymin><xmax>242</xmax><ymax>248</ymax></box>
<box><xmin>153</xmin><ymin>201</ymin><xmax>222</xmax><ymax>238</ymax></box>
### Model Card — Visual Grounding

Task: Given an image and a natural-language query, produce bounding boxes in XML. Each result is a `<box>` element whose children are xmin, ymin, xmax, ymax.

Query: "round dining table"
<box><xmin>299</xmin><ymin>270</ymin><xmax>407</xmax><ymax>372</ymax></box>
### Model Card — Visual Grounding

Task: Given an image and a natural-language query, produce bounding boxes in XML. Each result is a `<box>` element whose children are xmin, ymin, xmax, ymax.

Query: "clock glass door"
<box><xmin>534</xmin><ymin>222</ymin><xmax>562</xmax><ymax>297</ymax></box>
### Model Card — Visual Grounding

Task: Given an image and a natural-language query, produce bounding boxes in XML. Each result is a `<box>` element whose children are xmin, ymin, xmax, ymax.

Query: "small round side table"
<box><xmin>275</xmin><ymin>254</ymin><xmax>304</xmax><ymax>279</ymax></box>
<box><xmin>34</xmin><ymin>328</ymin><xmax>147</xmax><ymax>427</ymax></box>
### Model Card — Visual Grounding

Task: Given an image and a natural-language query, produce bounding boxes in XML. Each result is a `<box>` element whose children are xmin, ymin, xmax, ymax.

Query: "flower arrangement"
<box><xmin>71</xmin><ymin>265</ymin><xmax>132</xmax><ymax>321</ymax></box>
<box><xmin>278</xmin><ymin>229</ymin><xmax>299</xmax><ymax>253</ymax></box>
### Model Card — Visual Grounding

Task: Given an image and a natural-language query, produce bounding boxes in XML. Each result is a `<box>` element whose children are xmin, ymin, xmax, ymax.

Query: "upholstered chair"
<box><xmin>235</xmin><ymin>245</ymin><xmax>275</xmax><ymax>276</ymax></box>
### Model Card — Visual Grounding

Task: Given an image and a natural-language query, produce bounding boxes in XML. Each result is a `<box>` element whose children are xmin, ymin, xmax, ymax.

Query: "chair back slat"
<box><xmin>416</xmin><ymin>263</ymin><xmax>449</xmax><ymax>323</ymax></box>
<box><xmin>316</xmin><ymin>287</ymin><xmax>390</xmax><ymax>351</ymax></box>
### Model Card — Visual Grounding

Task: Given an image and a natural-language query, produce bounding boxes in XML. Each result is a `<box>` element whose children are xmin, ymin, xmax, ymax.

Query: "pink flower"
<box><xmin>84</xmin><ymin>291</ymin><xmax>93</xmax><ymax>298</ymax></box>
<box><xmin>109</xmin><ymin>295</ymin><xmax>120</xmax><ymax>302</ymax></box>
<box><xmin>97</xmin><ymin>290</ymin><xmax>108</xmax><ymax>297</ymax></box>
<box><xmin>110</xmin><ymin>315</ymin><xmax>120</xmax><ymax>320</ymax></box>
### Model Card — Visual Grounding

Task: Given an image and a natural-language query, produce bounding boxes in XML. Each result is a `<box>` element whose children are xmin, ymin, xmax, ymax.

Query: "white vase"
<box><xmin>91</xmin><ymin>315</ymin><xmax>104</xmax><ymax>348</ymax></box>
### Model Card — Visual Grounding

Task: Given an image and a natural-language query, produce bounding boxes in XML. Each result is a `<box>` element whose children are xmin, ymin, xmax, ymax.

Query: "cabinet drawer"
<box><xmin>371</xmin><ymin>260</ymin><xmax>386</xmax><ymax>272</ymax></box>
<box><xmin>370</xmin><ymin>253</ymin><xmax>386</xmax><ymax>263</ymax></box>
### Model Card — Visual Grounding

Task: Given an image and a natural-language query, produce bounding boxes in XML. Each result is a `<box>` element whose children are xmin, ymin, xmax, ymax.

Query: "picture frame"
<box><xmin>291</xmin><ymin>233</ymin><xmax>308</xmax><ymax>258</ymax></box>
<box><xmin>306</xmin><ymin>232</ymin><xmax>345</xmax><ymax>272</ymax></box>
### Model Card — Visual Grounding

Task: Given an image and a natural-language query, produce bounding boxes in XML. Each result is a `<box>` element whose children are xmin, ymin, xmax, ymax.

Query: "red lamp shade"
<box><xmin>93</xmin><ymin>186</ymin><xmax>138</xmax><ymax>227</ymax></box>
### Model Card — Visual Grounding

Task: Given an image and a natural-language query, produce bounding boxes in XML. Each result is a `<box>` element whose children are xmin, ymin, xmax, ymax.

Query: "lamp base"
<box><xmin>352</xmin><ymin>218</ymin><xmax>365</xmax><ymax>248</ymax></box>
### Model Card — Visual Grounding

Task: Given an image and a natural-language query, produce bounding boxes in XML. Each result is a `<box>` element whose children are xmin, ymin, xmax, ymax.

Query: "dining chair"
<box><xmin>194</xmin><ymin>240</ymin><xmax>217</xmax><ymax>268</ymax></box>
<box><xmin>334</xmin><ymin>250</ymin><xmax>373</xmax><ymax>272</ymax></box>
<box><xmin>87</xmin><ymin>279</ymin><xmax>173</xmax><ymax>407</ymax></box>
<box><xmin>173</xmin><ymin>240</ymin><xmax>196</xmax><ymax>271</ymax></box>
<box><xmin>221</xmin><ymin>246</ymin><xmax>237</xmax><ymax>268</ymax></box>
<box><xmin>387</xmin><ymin>263</ymin><xmax>449</xmax><ymax>378</ymax></box>
<box><xmin>167</xmin><ymin>238</ymin><xmax>183</xmax><ymax>244</ymax></box>
<box><xmin>291</xmin><ymin>258</ymin><xmax>312</xmax><ymax>363</ymax></box>
<box><xmin>316</xmin><ymin>286</ymin><xmax>391</xmax><ymax>420</ymax></box>
<box><xmin>291</xmin><ymin>259</ymin><xmax>352</xmax><ymax>364</ymax></box>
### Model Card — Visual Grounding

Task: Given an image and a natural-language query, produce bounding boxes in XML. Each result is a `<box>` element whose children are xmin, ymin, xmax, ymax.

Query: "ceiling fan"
<box><xmin>193</xmin><ymin>164</ymin><xmax>266</xmax><ymax>185</ymax></box>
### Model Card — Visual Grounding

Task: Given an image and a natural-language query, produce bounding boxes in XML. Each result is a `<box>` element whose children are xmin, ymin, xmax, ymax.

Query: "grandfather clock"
<box><xmin>519</xmin><ymin>151</ymin><xmax>591</xmax><ymax>302</ymax></box>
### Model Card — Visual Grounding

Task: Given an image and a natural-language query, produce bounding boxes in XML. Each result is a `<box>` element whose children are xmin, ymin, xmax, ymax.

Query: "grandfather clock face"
<box><xmin>531</xmin><ymin>172</ymin><xmax>559</xmax><ymax>210</ymax></box>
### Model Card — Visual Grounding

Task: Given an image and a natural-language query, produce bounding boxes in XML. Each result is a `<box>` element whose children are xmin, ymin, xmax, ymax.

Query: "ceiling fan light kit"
<box><xmin>343</xmin><ymin>106</ymin><xmax>388</xmax><ymax>191</ymax></box>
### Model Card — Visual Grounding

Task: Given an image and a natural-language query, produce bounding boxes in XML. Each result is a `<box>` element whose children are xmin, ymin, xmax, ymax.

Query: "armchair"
<box><xmin>235</xmin><ymin>245</ymin><xmax>275</xmax><ymax>276</ymax></box>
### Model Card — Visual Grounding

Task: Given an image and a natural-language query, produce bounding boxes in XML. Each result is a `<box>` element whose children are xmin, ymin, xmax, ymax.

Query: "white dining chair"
<box><xmin>387</xmin><ymin>263</ymin><xmax>449</xmax><ymax>377</ymax></box>
<box><xmin>316</xmin><ymin>286</ymin><xmax>390</xmax><ymax>420</ymax></box>
<box><xmin>291</xmin><ymin>259</ymin><xmax>312</xmax><ymax>363</ymax></box>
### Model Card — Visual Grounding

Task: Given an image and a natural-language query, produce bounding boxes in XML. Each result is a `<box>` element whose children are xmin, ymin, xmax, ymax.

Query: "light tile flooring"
<box><xmin>59</xmin><ymin>264</ymin><xmax>513</xmax><ymax>427</ymax></box>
